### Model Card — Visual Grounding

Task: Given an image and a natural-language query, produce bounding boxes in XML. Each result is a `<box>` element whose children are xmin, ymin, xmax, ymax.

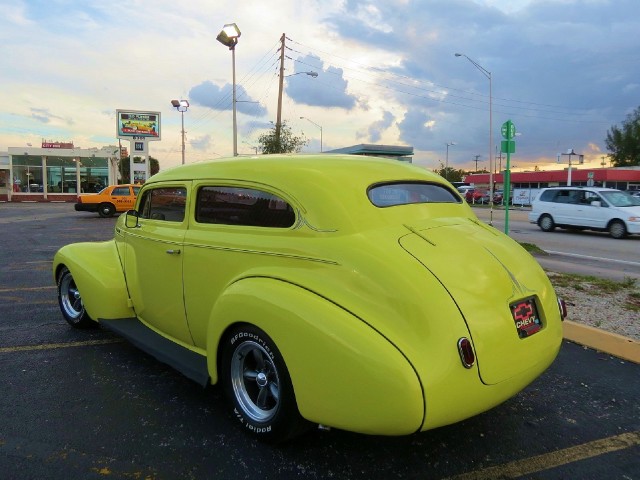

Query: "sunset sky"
<box><xmin>1</xmin><ymin>0</ymin><xmax>638</xmax><ymax>173</ymax></box>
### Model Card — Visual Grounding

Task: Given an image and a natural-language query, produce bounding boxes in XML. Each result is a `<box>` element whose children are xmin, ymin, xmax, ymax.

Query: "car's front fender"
<box><xmin>206</xmin><ymin>276</ymin><xmax>425</xmax><ymax>436</ymax></box>
<box><xmin>53</xmin><ymin>241</ymin><xmax>134</xmax><ymax>321</ymax></box>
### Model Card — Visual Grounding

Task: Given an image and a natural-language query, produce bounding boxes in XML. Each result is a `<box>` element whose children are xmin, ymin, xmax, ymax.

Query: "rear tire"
<box><xmin>220</xmin><ymin>325</ymin><xmax>307</xmax><ymax>443</ymax></box>
<box><xmin>57</xmin><ymin>267</ymin><xmax>95</xmax><ymax>328</ymax></box>
<box><xmin>98</xmin><ymin>203</ymin><xmax>116</xmax><ymax>218</ymax></box>
<box><xmin>538</xmin><ymin>214</ymin><xmax>555</xmax><ymax>232</ymax></box>
<box><xmin>608</xmin><ymin>220</ymin><xmax>627</xmax><ymax>239</ymax></box>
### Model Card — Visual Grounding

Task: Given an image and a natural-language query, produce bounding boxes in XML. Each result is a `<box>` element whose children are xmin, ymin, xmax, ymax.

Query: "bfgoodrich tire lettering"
<box><xmin>220</xmin><ymin>324</ymin><xmax>307</xmax><ymax>443</ymax></box>
<box><xmin>57</xmin><ymin>267</ymin><xmax>95</xmax><ymax>328</ymax></box>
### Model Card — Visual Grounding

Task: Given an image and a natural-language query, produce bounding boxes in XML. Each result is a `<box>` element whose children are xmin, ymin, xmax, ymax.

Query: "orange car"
<box><xmin>75</xmin><ymin>184</ymin><xmax>141</xmax><ymax>217</ymax></box>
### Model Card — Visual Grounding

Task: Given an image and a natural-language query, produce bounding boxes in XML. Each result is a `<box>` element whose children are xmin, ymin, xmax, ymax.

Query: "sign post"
<box><xmin>501</xmin><ymin>120</ymin><xmax>516</xmax><ymax>235</ymax></box>
<box><xmin>116</xmin><ymin>110</ymin><xmax>161</xmax><ymax>184</ymax></box>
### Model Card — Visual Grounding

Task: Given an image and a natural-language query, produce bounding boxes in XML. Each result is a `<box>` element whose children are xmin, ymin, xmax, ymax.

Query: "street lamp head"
<box><xmin>217</xmin><ymin>23</ymin><xmax>241</xmax><ymax>49</ymax></box>
<box><xmin>454</xmin><ymin>53</ymin><xmax>463</xmax><ymax>57</ymax></box>
<box><xmin>171</xmin><ymin>99</ymin><xmax>189</xmax><ymax>112</ymax></box>
<box><xmin>284</xmin><ymin>70</ymin><xmax>318</xmax><ymax>78</ymax></box>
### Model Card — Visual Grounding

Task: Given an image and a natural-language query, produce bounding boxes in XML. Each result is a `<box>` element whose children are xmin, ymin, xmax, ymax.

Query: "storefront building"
<box><xmin>0</xmin><ymin>142</ymin><xmax>121</xmax><ymax>202</ymax></box>
<box><xmin>464</xmin><ymin>167</ymin><xmax>640</xmax><ymax>205</ymax></box>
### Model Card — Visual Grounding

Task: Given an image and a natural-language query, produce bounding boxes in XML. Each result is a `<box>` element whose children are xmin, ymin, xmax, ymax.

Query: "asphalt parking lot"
<box><xmin>0</xmin><ymin>202</ymin><xmax>638</xmax><ymax>480</ymax></box>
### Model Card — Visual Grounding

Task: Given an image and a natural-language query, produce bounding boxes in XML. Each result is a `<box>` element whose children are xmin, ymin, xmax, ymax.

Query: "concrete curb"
<box><xmin>563</xmin><ymin>320</ymin><xmax>640</xmax><ymax>364</ymax></box>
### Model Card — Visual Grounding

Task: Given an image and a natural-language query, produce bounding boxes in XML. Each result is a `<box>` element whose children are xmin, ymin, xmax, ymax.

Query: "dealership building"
<box><xmin>464</xmin><ymin>167</ymin><xmax>640</xmax><ymax>205</ymax></box>
<box><xmin>0</xmin><ymin>141</ymin><xmax>123</xmax><ymax>202</ymax></box>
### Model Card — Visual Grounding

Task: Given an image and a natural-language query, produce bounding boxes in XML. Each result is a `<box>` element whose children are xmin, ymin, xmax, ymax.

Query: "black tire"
<box><xmin>98</xmin><ymin>203</ymin><xmax>116</xmax><ymax>218</ymax></box>
<box><xmin>538</xmin><ymin>214</ymin><xmax>556</xmax><ymax>232</ymax></box>
<box><xmin>608</xmin><ymin>220</ymin><xmax>627</xmax><ymax>239</ymax></box>
<box><xmin>220</xmin><ymin>324</ymin><xmax>307</xmax><ymax>443</ymax></box>
<box><xmin>57</xmin><ymin>267</ymin><xmax>95</xmax><ymax>328</ymax></box>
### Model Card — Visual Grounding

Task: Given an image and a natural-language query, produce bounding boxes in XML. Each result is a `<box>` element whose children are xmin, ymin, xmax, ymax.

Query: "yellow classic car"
<box><xmin>74</xmin><ymin>184</ymin><xmax>141</xmax><ymax>217</ymax></box>
<box><xmin>53</xmin><ymin>154</ymin><xmax>566</xmax><ymax>443</ymax></box>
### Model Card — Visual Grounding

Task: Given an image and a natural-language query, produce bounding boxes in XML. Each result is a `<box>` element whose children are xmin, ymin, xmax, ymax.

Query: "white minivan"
<box><xmin>529</xmin><ymin>187</ymin><xmax>640</xmax><ymax>239</ymax></box>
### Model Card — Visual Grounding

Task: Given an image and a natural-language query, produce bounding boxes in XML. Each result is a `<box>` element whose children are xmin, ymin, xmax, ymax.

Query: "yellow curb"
<box><xmin>563</xmin><ymin>320</ymin><xmax>640</xmax><ymax>364</ymax></box>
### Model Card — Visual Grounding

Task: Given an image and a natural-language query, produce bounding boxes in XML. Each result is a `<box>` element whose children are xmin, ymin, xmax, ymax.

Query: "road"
<box><xmin>473</xmin><ymin>206</ymin><xmax>640</xmax><ymax>281</ymax></box>
<box><xmin>0</xmin><ymin>202</ymin><xmax>638</xmax><ymax>480</ymax></box>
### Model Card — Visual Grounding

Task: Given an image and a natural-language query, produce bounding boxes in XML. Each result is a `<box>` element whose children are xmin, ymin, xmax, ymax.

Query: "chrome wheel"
<box><xmin>57</xmin><ymin>267</ymin><xmax>94</xmax><ymax>328</ymax></box>
<box><xmin>230</xmin><ymin>340</ymin><xmax>280</xmax><ymax>422</ymax></box>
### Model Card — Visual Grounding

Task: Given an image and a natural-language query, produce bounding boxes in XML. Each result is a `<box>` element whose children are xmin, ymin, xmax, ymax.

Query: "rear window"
<box><xmin>368</xmin><ymin>182</ymin><xmax>460</xmax><ymax>207</ymax></box>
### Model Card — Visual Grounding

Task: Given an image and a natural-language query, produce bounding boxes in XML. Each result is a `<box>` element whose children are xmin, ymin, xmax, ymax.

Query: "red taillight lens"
<box><xmin>457</xmin><ymin>337</ymin><xmax>475</xmax><ymax>369</ymax></box>
<box><xmin>558</xmin><ymin>298</ymin><xmax>567</xmax><ymax>320</ymax></box>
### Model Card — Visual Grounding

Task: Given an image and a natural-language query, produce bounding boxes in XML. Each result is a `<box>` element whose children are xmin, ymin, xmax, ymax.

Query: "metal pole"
<box><xmin>489</xmin><ymin>72</ymin><xmax>494</xmax><ymax>226</ymax></box>
<box><xmin>445</xmin><ymin>144</ymin><xmax>449</xmax><ymax>180</ymax></box>
<box><xmin>232</xmin><ymin>46</ymin><xmax>238</xmax><ymax>157</ymax></box>
<box><xmin>181</xmin><ymin>110</ymin><xmax>185</xmax><ymax>165</ymax></box>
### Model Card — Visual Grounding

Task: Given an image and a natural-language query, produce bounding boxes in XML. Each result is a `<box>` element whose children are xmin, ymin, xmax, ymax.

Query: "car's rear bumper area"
<box><xmin>74</xmin><ymin>203</ymin><xmax>98</xmax><ymax>212</ymax></box>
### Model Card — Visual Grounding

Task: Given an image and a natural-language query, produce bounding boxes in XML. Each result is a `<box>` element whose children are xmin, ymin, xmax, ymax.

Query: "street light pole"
<box><xmin>300</xmin><ymin>116</ymin><xmax>323</xmax><ymax>152</ymax></box>
<box><xmin>455</xmin><ymin>53</ymin><xmax>493</xmax><ymax>222</ymax></box>
<box><xmin>217</xmin><ymin>23</ymin><xmax>241</xmax><ymax>157</ymax></box>
<box><xmin>171</xmin><ymin>99</ymin><xmax>189</xmax><ymax>164</ymax></box>
<box><xmin>445</xmin><ymin>142</ymin><xmax>455</xmax><ymax>180</ymax></box>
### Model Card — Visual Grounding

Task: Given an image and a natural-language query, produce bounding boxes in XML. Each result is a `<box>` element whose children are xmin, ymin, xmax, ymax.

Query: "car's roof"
<box><xmin>147</xmin><ymin>154</ymin><xmax>439</xmax><ymax>186</ymax></box>
<box><xmin>144</xmin><ymin>154</ymin><xmax>457</xmax><ymax>231</ymax></box>
<box><xmin>541</xmin><ymin>186</ymin><xmax>621</xmax><ymax>192</ymax></box>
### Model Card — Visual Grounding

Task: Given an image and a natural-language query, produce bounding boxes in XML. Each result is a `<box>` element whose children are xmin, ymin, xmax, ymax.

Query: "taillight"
<box><xmin>558</xmin><ymin>298</ymin><xmax>567</xmax><ymax>320</ymax></box>
<box><xmin>457</xmin><ymin>337</ymin><xmax>475</xmax><ymax>369</ymax></box>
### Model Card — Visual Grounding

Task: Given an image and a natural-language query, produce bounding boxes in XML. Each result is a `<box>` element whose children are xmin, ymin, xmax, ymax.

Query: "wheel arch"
<box><xmin>206</xmin><ymin>276</ymin><xmax>425</xmax><ymax>435</ymax></box>
<box><xmin>53</xmin><ymin>241</ymin><xmax>135</xmax><ymax>321</ymax></box>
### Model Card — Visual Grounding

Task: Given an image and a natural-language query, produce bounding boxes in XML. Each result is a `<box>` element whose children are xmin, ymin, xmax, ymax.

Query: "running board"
<box><xmin>100</xmin><ymin>318</ymin><xmax>209</xmax><ymax>387</ymax></box>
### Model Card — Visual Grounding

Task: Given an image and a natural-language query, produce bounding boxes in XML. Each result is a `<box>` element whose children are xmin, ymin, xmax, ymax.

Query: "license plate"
<box><xmin>511</xmin><ymin>297</ymin><xmax>542</xmax><ymax>338</ymax></box>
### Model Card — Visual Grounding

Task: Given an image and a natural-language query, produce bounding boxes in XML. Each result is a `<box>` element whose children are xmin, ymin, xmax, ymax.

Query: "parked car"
<box><xmin>74</xmin><ymin>184</ymin><xmax>141</xmax><ymax>217</ymax></box>
<box><xmin>630</xmin><ymin>190</ymin><xmax>640</xmax><ymax>199</ymax></box>
<box><xmin>528</xmin><ymin>186</ymin><xmax>640</xmax><ymax>239</ymax></box>
<box><xmin>54</xmin><ymin>155</ymin><xmax>565</xmax><ymax>443</ymax></box>
<box><xmin>464</xmin><ymin>188</ymin><xmax>490</xmax><ymax>204</ymax></box>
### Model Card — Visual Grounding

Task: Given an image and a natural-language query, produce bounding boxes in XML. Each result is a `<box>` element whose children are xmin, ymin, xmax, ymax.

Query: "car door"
<box><xmin>122</xmin><ymin>183</ymin><xmax>193</xmax><ymax>344</ymax></box>
<box><xmin>110</xmin><ymin>185</ymin><xmax>135</xmax><ymax>211</ymax></box>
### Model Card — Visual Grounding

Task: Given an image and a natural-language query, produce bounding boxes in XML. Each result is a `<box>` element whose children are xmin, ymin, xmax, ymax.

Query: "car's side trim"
<box><xmin>100</xmin><ymin>318</ymin><xmax>209</xmax><ymax>387</ymax></box>
<box><xmin>183</xmin><ymin>242</ymin><xmax>340</xmax><ymax>265</ymax></box>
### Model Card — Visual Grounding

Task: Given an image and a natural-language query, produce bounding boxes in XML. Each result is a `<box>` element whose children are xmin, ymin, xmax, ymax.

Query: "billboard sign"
<box><xmin>117</xmin><ymin>110</ymin><xmax>161</xmax><ymax>139</ymax></box>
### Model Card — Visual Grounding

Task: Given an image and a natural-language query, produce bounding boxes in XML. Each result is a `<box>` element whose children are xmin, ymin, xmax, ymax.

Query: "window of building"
<box><xmin>195</xmin><ymin>186</ymin><xmax>295</xmax><ymax>228</ymax></box>
<box><xmin>45</xmin><ymin>156</ymin><xmax>79</xmax><ymax>193</ymax></box>
<box><xmin>12</xmin><ymin>155</ymin><xmax>43</xmax><ymax>193</ymax></box>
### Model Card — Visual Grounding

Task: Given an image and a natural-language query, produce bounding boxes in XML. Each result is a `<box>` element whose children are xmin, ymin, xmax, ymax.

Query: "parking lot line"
<box><xmin>444</xmin><ymin>430</ymin><xmax>640</xmax><ymax>480</ymax></box>
<box><xmin>0</xmin><ymin>286</ymin><xmax>56</xmax><ymax>293</ymax></box>
<box><xmin>0</xmin><ymin>339</ymin><xmax>123</xmax><ymax>354</ymax></box>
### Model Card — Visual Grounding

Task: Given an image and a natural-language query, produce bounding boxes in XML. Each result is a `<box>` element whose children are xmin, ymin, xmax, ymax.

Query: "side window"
<box><xmin>133</xmin><ymin>186</ymin><xmax>141</xmax><ymax>196</ymax></box>
<box><xmin>112</xmin><ymin>187</ymin><xmax>130</xmax><ymax>196</ymax></box>
<box><xmin>583</xmin><ymin>191</ymin><xmax>600</xmax><ymax>205</ymax></box>
<box><xmin>539</xmin><ymin>190</ymin><xmax>557</xmax><ymax>202</ymax></box>
<box><xmin>196</xmin><ymin>186</ymin><xmax>295</xmax><ymax>228</ymax></box>
<box><xmin>139</xmin><ymin>187</ymin><xmax>187</xmax><ymax>222</ymax></box>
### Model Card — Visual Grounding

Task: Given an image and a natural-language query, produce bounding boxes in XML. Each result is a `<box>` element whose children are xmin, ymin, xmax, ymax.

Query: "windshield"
<box><xmin>599</xmin><ymin>190</ymin><xmax>640</xmax><ymax>207</ymax></box>
<box><xmin>368</xmin><ymin>182</ymin><xmax>461</xmax><ymax>207</ymax></box>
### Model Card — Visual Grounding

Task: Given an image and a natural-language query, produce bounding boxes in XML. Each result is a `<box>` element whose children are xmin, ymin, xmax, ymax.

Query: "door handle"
<box><xmin>166</xmin><ymin>249</ymin><xmax>181</xmax><ymax>255</ymax></box>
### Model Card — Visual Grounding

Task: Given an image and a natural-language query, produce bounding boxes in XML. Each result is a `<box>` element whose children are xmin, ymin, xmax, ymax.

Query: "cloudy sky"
<box><xmin>1</xmin><ymin>0</ymin><xmax>639</xmax><ymax>173</ymax></box>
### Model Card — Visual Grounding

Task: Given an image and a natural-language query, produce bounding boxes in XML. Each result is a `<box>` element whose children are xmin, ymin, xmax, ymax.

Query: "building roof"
<box><xmin>325</xmin><ymin>144</ymin><xmax>414</xmax><ymax>157</ymax></box>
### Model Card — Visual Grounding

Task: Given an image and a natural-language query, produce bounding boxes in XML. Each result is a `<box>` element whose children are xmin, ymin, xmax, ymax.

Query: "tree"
<box><xmin>118</xmin><ymin>156</ymin><xmax>160</xmax><ymax>183</ymax></box>
<box><xmin>257</xmin><ymin>123</ymin><xmax>307</xmax><ymax>154</ymax></box>
<box><xmin>433</xmin><ymin>162</ymin><xmax>468</xmax><ymax>183</ymax></box>
<box><xmin>605</xmin><ymin>107</ymin><xmax>640</xmax><ymax>167</ymax></box>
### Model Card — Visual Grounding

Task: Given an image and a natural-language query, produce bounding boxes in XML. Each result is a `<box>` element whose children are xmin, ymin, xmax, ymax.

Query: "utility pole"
<box><xmin>275</xmin><ymin>33</ymin><xmax>286</xmax><ymax>151</ymax></box>
<box><xmin>473</xmin><ymin>155</ymin><xmax>481</xmax><ymax>172</ymax></box>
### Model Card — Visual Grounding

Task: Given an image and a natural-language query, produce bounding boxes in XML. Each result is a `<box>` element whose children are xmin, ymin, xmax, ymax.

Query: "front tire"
<box><xmin>538</xmin><ymin>214</ymin><xmax>556</xmax><ymax>232</ymax></box>
<box><xmin>57</xmin><ymin>267</ymin><xmax>95</xmax><ymax>328</ymax></box>
<box><xmin>98</xmin><ymin>203</ymin><xmax>116</xmax><ymax>218</ymax></box>
<box><xmin>220</xmin><ymin>325</ymin><xmax>306</xmax><ymax>443</ymax></box>
<box><xmin>609</xmin><ymin>220</ymin><xmax>627</xmax><ymax>239</ymax></box>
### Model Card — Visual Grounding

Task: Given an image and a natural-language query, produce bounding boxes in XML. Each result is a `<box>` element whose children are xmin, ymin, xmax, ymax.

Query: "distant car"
<box><xmin>528</xmin><ymin>186</ymin><xmax>640</xmax><ymax>239</ymax></box>
<box><xmin>74</xmin><ymin>184</ymin><xmax>141</xmax><ymax>217</ymax></box>
<box><xmin>54</xmin><ymin>155</ymin><xmax>565</xmax><ymax>443</ymax></box>
<box><xmin>465</xmin><ymin>188</ymin><xmax>490</xmax><ymax>204</ymax></box>
<box><xmin>630</xmin><ymin>191</ymin><xmax>640</xmax><ymax>199</ymax></box>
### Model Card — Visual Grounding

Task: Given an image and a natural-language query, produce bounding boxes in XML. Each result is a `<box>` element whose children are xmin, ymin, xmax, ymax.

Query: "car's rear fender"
<box><xmin>207</xmin><ymin>276</ymin><xmax>425</xmax><ymax>436</ymax></box>
<box><xmin>53</xmin><ymin>241</ymin><xmax>134</xmax><ymax>321</ymax></box>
